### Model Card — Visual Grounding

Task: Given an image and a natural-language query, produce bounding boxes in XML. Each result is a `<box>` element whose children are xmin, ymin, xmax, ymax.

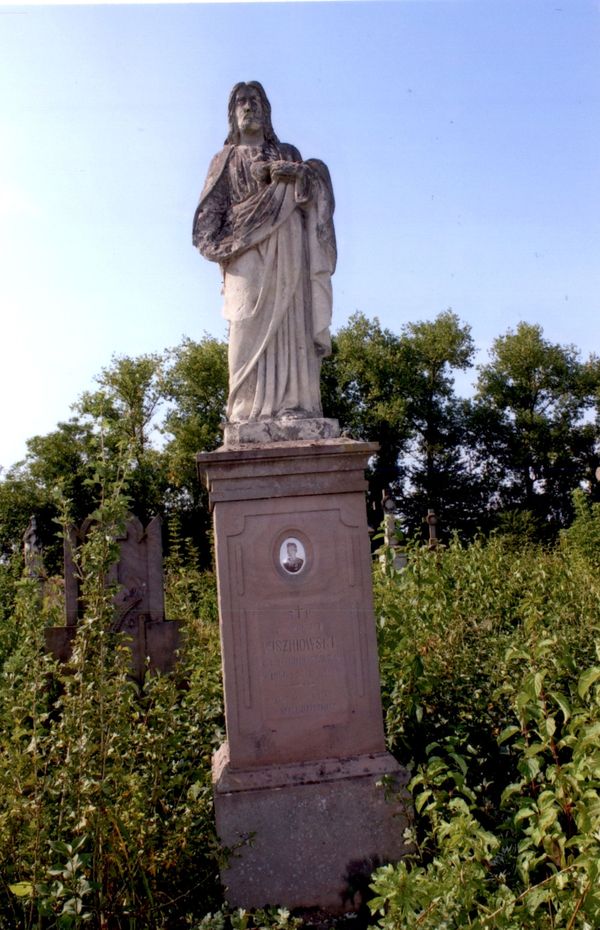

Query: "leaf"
<box><xmin>524</xmin><ymin>883</ymin><xmax>551</xmax><ymax>914</ymax></box>
<box><xmin>549</xmin><ymin>690</ymin><xmax>571</xmax><ymax>723</ymax></box>
<box><xmin>500</xmin><ymin>782</ymin><xmax>523</xmax><ymax>806</ymax></box>
<box><xmin>415</xmin><ymin>789</ymin><xmax>433</xmax><ymax>813</ymax></box>
<box><xmin>514</xmin><ymin>806</ymin><xmax>537</xmax><ymax>824</ymax></box>
<box><xmin>578</xmin><ymin>666</ymin><xmax>600</xmax><ymax>699</ymax></box>
<box><xmin>498</xmin><ymin>725</ymin><xmax>520</xmax><ymax>745</ymax></box>
<box><xmin>9</xmin><ymin>882</ymin><xmax>33</xmax><ymax>897</ymax></box>
<box><xmin>448</xmin><ymin>751</ymin><xmax>468</xmax><ymax>774</ymax></box>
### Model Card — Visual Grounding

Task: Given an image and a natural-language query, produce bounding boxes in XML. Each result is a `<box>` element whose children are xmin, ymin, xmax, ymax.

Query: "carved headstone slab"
<box><xmin>64</xmin><ymin>515</ymin><xmax>165</xmax><ymax>627</ymax></box>
<box><xmin>23</xmin><ymin>515</ymin><xmax>45</xmax><ymax>580</ymax></box>
<box><xmin>49</xmin><ymin>514</ymin><xmax>180</xmax><ymax>681</ymax></box>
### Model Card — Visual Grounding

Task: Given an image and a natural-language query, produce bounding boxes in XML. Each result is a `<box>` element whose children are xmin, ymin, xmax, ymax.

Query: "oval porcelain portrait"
<box><xmin>279</xmin><ymin>537</ymin><xmax>306</xmax><ymax>575</ymax></box>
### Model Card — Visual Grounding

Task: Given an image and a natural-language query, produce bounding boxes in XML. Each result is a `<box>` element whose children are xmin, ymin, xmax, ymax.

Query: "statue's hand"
<box><xmin>249</xmin><ymin>161</ymin><xmax>271</xmax><ymax>184</ymax></box>
<box><xmin>270</xmin><ymin>160</ymin><xmax>305</xmax><ymax>183</ymax></box>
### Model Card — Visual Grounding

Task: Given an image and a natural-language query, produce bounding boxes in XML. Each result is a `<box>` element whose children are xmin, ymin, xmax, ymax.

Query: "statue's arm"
<box><xmin>269</xmin><ymin>145</ymin><xmax>334</xmax><ymax>209</ymax></box>
<box><xmin>192</xmin><ymin>148</ymin><xmax>235</xmax><ymax>262</ymax></box>
<box><xmin>267</xmin><ymin>144</ymin><xmax>316</xmax><ymax>202</ymax></box>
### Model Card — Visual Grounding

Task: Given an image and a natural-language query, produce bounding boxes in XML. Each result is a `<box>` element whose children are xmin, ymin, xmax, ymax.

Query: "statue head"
<box><xmin>225</xmin><ymin>81</ymin><xmax>279</xmax><ymax>145</ymax></box>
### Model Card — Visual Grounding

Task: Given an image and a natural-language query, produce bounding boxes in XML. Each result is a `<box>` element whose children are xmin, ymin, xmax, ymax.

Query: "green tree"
<box><xmin>322</xmin><ymin>310</ymin><xmax>479</xmax><ymax>537</ymax></box>
<box><xmin>161</xmin><ymin>335</ymin><xmax>228</xmax><ymax>558</ymax></box>
<box><xmin>0</xmin><ymin>419</ymin><xmax>98</xmax><ymax>570</ymax></box>
<box><xmin>0</xmin><ymin>356</ymin><xmax>169</xmax><ymax>570</ymax></box>
<box><xmin>0</xmin><ymin>467</ymin><xmax>51</xmax><ymax>565</ymax></box>
<box><xmin>472</xmin><ymin>322</ymin><xmax>598</xmax><ymax>536</ymax></box>
<box><xmin>399</xmin><ymin>310</ymin><xmax>479</xmax><ymax>536</ymax></box>
<box><xmin>76</xmin><ymin>353</ymin><xmax>168</xmax><ymax>525</ymax></box>
<box><xmin>321</xmin><ymin>312</ymin><xmax>412</xmax><ymax>529</ymax></box>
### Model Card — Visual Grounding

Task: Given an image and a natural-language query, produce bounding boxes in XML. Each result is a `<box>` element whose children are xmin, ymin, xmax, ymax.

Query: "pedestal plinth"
<box><xmin>197</xmin><ymin>439</ymin><xmax>411</xmax><ymax>913</ymax></box>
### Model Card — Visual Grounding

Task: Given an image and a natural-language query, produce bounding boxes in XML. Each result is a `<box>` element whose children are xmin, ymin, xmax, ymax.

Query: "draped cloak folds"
<box><xmin>192</xmin><ymin>142</ymin><xmax>337</xmax><ymax>423</ymax></box>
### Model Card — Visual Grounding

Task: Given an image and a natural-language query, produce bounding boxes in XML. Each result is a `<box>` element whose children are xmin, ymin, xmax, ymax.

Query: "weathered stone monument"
<box><xmin>23</xmin><ymin>515</ymin><xmax>45</xmax><ymax>582</ymax></box>
<box><xmin>380</xmin><ymin>489</ymin><xmax>408</xmax><ymax>572</ymax></box>
<box><xmin>45</xmin><ymin>515</ymin><xmax>182</xmax><ymax>681</ymax></box>
<box><xmin>194</xmin><ymin>81</ymin><xmax>411</xmax><ymax>913</ymax></box>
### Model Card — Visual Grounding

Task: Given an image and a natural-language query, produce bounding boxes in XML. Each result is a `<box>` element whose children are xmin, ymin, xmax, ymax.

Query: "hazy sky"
<box><xmin>1</xmin><ymin>0</ymin><xmax>599</xmax><ymax>469</ymax></box>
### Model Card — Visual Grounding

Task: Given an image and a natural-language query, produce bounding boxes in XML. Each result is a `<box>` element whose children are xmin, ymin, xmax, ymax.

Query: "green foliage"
<box><xmin>162</xmin><ymin>335</ymin><xmax>228</xmax><ymax>467</ymax></box>
<box><xmin>76</xmin><ymin>352</ymin><xmax>169</xmax><ymax>525</ymax></box>
<box><xmin>2</xmin><ymin>316</ymin><xmax>599</xmax><ymax>563</ymax></box>
<box><xmin>192</xmin><ymin>906</ymin><xmax>303</xmax><ymax>930</ymax></box>
<box><xmin>0</xmin><ymin>337</ymin><xmax>227</xmax><ymax>571</ymax></box>
<box><xmin>561</xmin><ymin>489</ymin><xmax>600</xmax><ymax>569</ymax></box>
<box><xmin>493</xmin><ymin>509</ymin><xmax>540</xmax><ymax>550</ymax></box>
<box><xmin>472</xmin><ymin>323</ymin><xmax>598</xmax><ymax>536</ymax></box>
<box><xmin>1</xmin><ymin>460</ymin><xmax>600</xmax><ymax>926</ymax></box>
<box><xmin>0</xmin><ymin>447</ymin><xmax>224</xmax><ymax>929</ymax></box>
<box><xmin>0</xmin><ymin>459</ymin><xmax>67</xmax><ymax>572</ymax></box>
<box><xmin>0</xmin><ymin>550</ymin><xmax>24</xmax><ymax>658</ymax></box>
<box><xmin>370</xmin><ymin>526</ymin><xmax>600</xmax><ymax>929</ymax></box>
<box><xmin>1</xmin><ymin>315</ymin><xmax>600</xmax><ymax>926</ymax></box>
<box><xmin>370</xmin><ymin>654</ymin><xmax>600</xmax><ymax>928</ymax></box>
<box><xmin>399</xmin><ymin>311</ymin><xmax>480</xmax><ymax>535</ymax></box>
<box><xmin>322</xmin><ymin>312</ymin><xmax>411</xmax><ymax>528</ymax></box>
<box><xmin>161</xmin><ymin>335</ymin><xmax>228</xmax><ymax>562</ymax></box>
<box><xmin>322</xmin><ymin>310</ymin><xmax>481</xmax><ymax>535</ymax></box>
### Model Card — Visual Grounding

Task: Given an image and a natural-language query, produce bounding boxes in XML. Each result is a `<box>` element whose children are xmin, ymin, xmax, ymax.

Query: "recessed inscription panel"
<box><xmin>260</xmin><ymin>609</ymin><xmax>349</xmax><ymax>726</ymax></box>
<box><xmin>226</xmin><ymin>509</ymin><xmax>340</xmax><ymax>599</ymax></box>
<box><xmin>226</xmin><ymin>604</ymin><xmax>385</xmax><ymax>765</ymax></box>
<box><xmin>219</xmin><ymin>497</ymin><xmax>385</xmax><ymax>765</ymax></box>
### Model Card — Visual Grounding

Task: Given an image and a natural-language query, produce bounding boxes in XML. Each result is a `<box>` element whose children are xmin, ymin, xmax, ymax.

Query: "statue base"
<box><xmin>213</xmin><ymin>743</ymin><xmax>411</xmax><ymax>913</ymax></box>
<box><xmin>196</xmin><ymin>439</ymin><xmax>413</xmax><ymax>912</ymax></box>
<box><xmin>223</xmin><ymin>417</ymin><xmax>340</xmax><ymax>447</ymax></box>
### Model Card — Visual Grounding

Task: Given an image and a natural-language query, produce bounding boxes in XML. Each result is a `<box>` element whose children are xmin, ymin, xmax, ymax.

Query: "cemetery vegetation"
<box><xmin>0</xmin><ymin>478</ymin><xmax>599</xmax><ymax>928</ymax></box>
<box><xmin>0</xmin><ymin>314</ymin><xmax>599</xmax><ymax>927</ymax></box>
<box><xmin>369</xmin><ymin>494</ymin><xmax>600</xmax><ymax>929</ymax></box>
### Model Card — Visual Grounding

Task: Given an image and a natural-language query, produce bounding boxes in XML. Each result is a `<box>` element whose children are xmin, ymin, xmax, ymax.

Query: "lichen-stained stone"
<box><xmin>197</xmin><ymin>439</ymin><xmax>412</xmax><ymax>912</ymax></box>
<box><xmin>192</xmin><ymin>82</ymin><xmax>336</xmax><ymax>428</ymax></box>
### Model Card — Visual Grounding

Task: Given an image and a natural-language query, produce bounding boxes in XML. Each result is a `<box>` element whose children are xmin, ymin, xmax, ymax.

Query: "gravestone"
<box><xmin>380</xmin><ymin>489</ymin><xmax>408</xmax><ymax>572</ymax></box>
<box><xmin>23</xmin><ymin>515</ymin><xmax>45</xmax><ymax>582</ymax></box>
<box><xmin>197</xmin><ymin>443</ymin><xmax>411</xmax><ymax>912</ymax></box>
<box><xmin>426</xmin><ymin>509</ymin><xmax>439</xmax><ymax>549</ymax></box>
<box><xmin>45</xmin><ymin>515</ymin><xmax>182</xmax><ymax>680</ymax></box>
<box><xmin>194</xmin><ymin>81</ymin><xmax>412</xmax><ymax>913</ymax></box>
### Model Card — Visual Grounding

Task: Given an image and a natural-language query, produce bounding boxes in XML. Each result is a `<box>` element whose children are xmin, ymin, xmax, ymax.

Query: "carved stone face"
<box><xmin>234</xmin><ymin>86</ymin><xmax>264</xmax><ymax>135</ymax></box>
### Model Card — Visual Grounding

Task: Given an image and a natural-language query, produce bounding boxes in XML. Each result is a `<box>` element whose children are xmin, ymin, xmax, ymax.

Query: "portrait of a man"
<box><xmin>281</xmin><ymin>539</ymin><xmax>305</xmax><ymax>574</ymax></box>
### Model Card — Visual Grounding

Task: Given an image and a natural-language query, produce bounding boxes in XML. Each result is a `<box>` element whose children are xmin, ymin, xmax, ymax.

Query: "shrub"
<box><xmin>370</xmin><ymin>521</ymin><xmax>600</xmax><ymax>929</ymax></box>
<box><xmin>0</xmin><ymin>480</ymin><xmax>224</xmax><ymax>928</ymax></box>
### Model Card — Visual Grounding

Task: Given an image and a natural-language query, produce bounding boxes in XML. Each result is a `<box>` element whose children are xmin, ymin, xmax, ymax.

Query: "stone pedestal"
<box><xmin>223</xmin><ymin>417</ymin><xmax>340</xmax><ymax>446</ymax></box>
<box><xmin>197</xmin><ymin>439</ymin><xmax>411</xmax><ymax>913</ymax></box>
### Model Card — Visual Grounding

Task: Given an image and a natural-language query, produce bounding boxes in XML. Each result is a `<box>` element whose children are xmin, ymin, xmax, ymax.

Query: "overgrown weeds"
<box><xmin>0</xmin><ymin>460</ymin><xmax>224</xmax><ymax>928</ymax></box>
<box><xmin>369</xmin><ymin>493</ymin><xmax>600</xmax><ymax>928</ymax></box>
<box><xmin>1</xmin><ymin>481</ymin><xmax>600</xmax><ymax>927</ymax></box>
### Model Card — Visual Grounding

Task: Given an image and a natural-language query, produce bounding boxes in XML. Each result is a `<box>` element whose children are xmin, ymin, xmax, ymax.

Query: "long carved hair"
<box><xmin>225</xmin><ymin>81</ymin><xmax>280</xmax><ymax>145</ymax></box>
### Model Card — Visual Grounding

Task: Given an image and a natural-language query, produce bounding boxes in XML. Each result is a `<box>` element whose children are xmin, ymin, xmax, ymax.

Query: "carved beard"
<box><xmin>238</xmin><ymin>114</ymin><xmax>263</xmax><ymax>134</ymax></box>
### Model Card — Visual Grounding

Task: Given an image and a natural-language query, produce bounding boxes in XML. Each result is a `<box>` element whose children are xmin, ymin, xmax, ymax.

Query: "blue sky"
<box><xmin>1</xmin><ymin>0</ymin><xmax>599</xmax><ymax>468</ymax></box>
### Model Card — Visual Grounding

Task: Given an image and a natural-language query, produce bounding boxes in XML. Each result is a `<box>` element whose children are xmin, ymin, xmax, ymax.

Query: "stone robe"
<box><xmin>193</xmin><ymin>141</ymin><xmax>336</xmax><ymax>423</ymax></box>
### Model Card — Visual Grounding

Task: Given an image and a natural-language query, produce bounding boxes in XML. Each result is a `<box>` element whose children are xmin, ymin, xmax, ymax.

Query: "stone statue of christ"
<box><xmin>193</xmin><ymin>81</ymin><xmax>336</xmax><ymax>425</ymax></box>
